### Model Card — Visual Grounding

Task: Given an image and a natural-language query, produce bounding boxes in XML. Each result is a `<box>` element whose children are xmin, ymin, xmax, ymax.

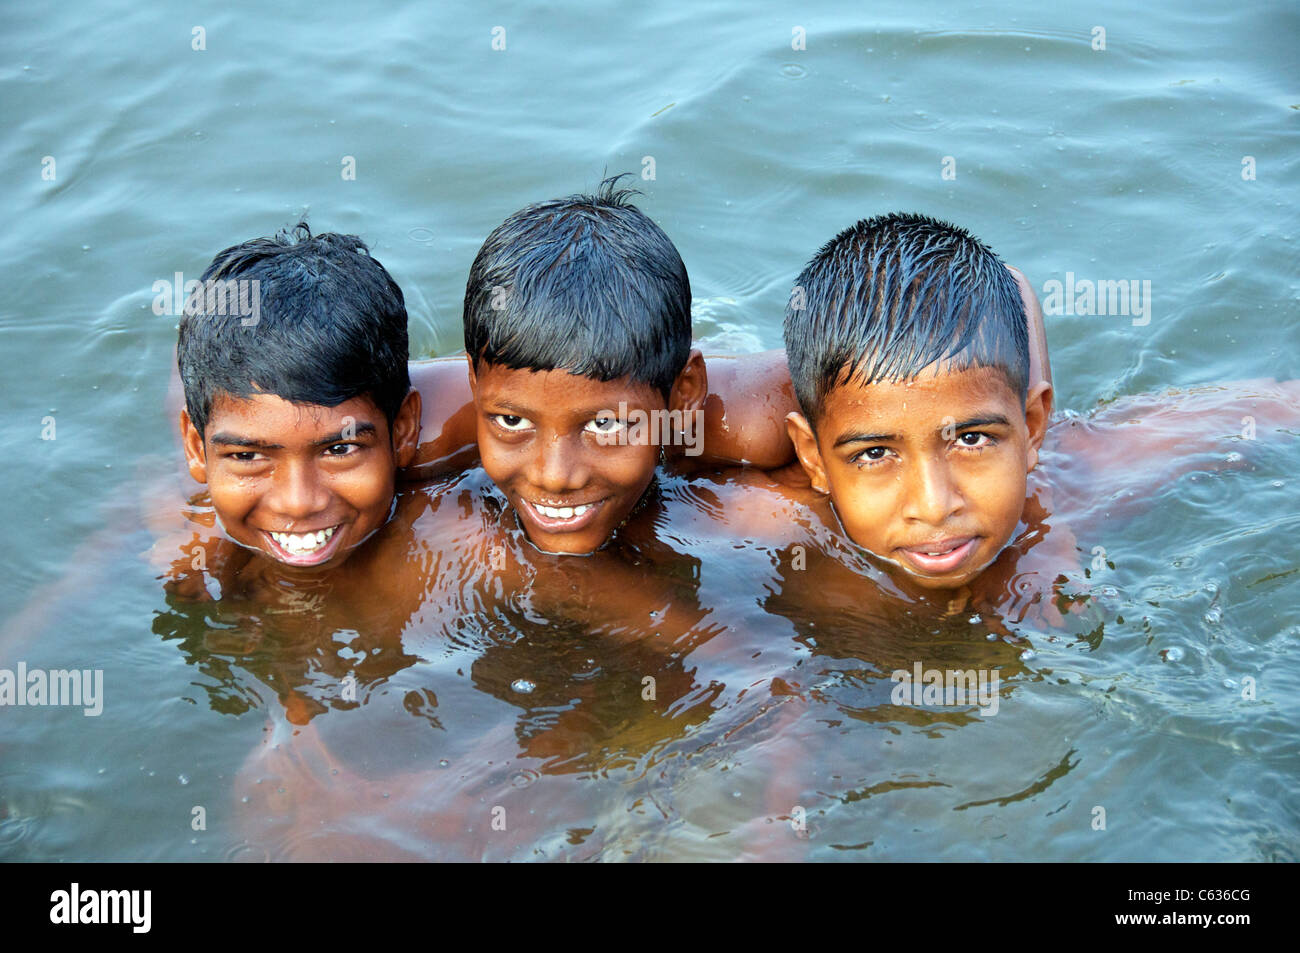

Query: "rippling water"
<box><xmin>1</xmin><ymin>0</ymin><xmax>1296</xmax><ymax>861</ymax></box>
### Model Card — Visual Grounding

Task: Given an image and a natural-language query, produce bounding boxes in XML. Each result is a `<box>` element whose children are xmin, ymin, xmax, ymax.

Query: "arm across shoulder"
<box><xmin>404</xmin><ymin>273</ymin><xmax>1053</xmax><ymax>480</ymax></box>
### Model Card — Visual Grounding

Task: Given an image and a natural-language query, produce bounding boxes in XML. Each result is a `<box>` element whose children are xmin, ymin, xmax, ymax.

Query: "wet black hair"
<box><xmin>177</xmin><ymin>222</ymin><xmax>410</xmax><ymax>438</ymax></box>
<box><xmin>463</xmin><ymin>175</ymin><xmax>691</xmax><ymax>399</ymax></box>
<box><xmin>783</xmin><ymin>212</ymin><xmax>1028</xmax><ymax>429</ymax></box>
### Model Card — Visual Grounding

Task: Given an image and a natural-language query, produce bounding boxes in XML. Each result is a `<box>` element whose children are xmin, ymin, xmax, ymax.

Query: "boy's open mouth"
<box><xmin>517</xmin><ymin>497</ymin><xmax>606</xmax><ymax>533</ymax></box>
<box><xmin>263</xmin><ymin>524</ymin><xmax>345</xmax><ymax>566</ymax></box>
<box><xmin>895</xmin><ymin>536</ymin><xmax>979</xmax><ymax>576</ymax></box>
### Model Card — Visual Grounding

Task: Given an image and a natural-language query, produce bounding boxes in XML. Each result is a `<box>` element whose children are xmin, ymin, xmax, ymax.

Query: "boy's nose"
<box><xmin>267</xmin><ymin>460</ymin><xmax>331</xmax><ymax>522</ymax></box>
<box><xmin>901</xmin><ymin>455</ymin><xmax>963</xmax><ymax>526</ymax></box>
<box><xmin>527</xmin><ymin>433</ymin><xmax>590</xmax><ymax>494</ymax></box>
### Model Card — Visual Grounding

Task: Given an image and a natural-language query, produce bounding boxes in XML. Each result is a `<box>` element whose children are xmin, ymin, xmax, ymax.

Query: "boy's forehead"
<box><xmin>206</xmin><ymin>391</ymin><xmax>382</xmax><ymax>440</ymax></box>
<box><xmin>822</xmin><ymin>364</ymin><xmax>1021</xmax><ymax>429</ymax></box>
<box><xmin>475</xmin><ymin>362</ymin><xmax>662</xmax><ymax>409</ymax></box>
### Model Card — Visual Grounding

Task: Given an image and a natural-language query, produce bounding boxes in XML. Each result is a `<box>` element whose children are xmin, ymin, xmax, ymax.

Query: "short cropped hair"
<box><xmin>177</xmin><ymin>223</ymin><xmax>410</xmax><ymax>437</ymax></box>
<box><xmin>463</xmin><ymin>176</ymin><xmax>691</xmax><ymax>399</ymax></box>
<box><xmin>783</xmin><ymin>212</ymin><xmax>1027</xmax><ymax>428</ymax></box>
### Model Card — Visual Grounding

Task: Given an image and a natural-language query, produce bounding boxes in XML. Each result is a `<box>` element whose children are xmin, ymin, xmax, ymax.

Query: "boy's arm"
<box><xmin>1049</xmin><ymin>378</ymin><xmax>1299</xmax><ymax>508</ymax></box>
<box><xmin>683</xmin><ymin>350</ymin><xmax>800</xmax><ymax>470</ymax></box>
<box><xmin>678</xmin><ymin>268</ymin><xmax>1052</xmax><ymax>473</ymax></box>
<box><xmin>404</xmin><ymin>357</ymin><xmax>479</xmax><ymax>480</ymax></box>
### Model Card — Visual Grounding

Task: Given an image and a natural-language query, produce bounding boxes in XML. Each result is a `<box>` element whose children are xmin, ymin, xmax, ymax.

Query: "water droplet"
<box><xmin>1019</xmin><ymin>649</ymin><xmax>1036</xmax><ymax>661</ymax></box>
<box><xmin>438</xmin><ymin>759</ymin><xmax>450</xmax><ymax>768</ymax></box>
<box><xmin>178</xmin><ymin>774</ymin><xmax>189</xmax><ymax>786</ymax></box>
<box><xmin>1160</xmin><ymin>646</ymin><xmax>1185</xmax><ymax>662</ymax></box>
<box><xmin>1225</xmin><ymin>451</ymin><xmax>1243</xmax><ymax>464</ymax></box>
<box><xmin>1204</xmin><ymin>606</ymin><xmax>1222</xmax><ymax>625</ymax></box>
<box><xmin>241</xmin><ymin>796</ymin><xmax>250</xmax><ymax>804</ymax></box>
<box><xmin>511</xmin><ymin>678</ymin><xmax>536</xmax><ymax>694</ymax></box>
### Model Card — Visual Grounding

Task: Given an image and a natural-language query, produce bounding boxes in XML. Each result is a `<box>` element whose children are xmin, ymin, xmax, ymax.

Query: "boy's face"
<box><xmin>787</xmin><ymin>364</ymin><xmax>1051</xmax><ymax>590</ymax></box>
<box><xmin>468</xmin><ymin>353</ymin><xmax>706</xmax><ymax>555</ymax></box>
<box><xmin>180</xmin><ymin>390</ymin><xmax>421</xmax><ymax>570</ymax></box>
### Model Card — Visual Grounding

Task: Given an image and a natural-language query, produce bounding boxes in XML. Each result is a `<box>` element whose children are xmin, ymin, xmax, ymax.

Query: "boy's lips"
<box><xmin>262</xmin><ymin>524</ymin><xmax>346</xmax><ymax>566</ymax></box>
<box><xmin>517</xmin><ymin>497</ymin><xmax>606</xmax><ymax>533</ymax></box>
<box><xmin>895</xmin><ymin>536</ymin><xmax>979</xmax><ymax>575</ymax></box>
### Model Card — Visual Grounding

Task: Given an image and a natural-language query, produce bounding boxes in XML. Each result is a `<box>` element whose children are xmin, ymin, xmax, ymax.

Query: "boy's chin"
<box><xmin>876</xmin><ymin>544</ymin><xmax>1002</xmax><ymax>593</ymax></box>
<box><xmin>516</xmin><ymin>518</ymin><xmax>613</xmax><ymax>556</ymax></box>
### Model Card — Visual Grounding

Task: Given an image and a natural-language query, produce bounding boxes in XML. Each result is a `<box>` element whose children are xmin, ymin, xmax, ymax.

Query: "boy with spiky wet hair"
<box><xmin>781</xmin><ymin>211</ymin><xmax>1297</xmax><ymax>600</ymax></box>
<box><xmin>456</xmin><ymin>178</ymin><xmax>709</xmax><ymax>555</ymax></box>
<box><xmin>463</xmin><ymin>180</ymin><xmax>693</xmax><ymax>401</ymax></box>
<box><xmin>783</xmin><ymin>212</ymin><xmax>1053</xmax><ymax>592</ymax></box>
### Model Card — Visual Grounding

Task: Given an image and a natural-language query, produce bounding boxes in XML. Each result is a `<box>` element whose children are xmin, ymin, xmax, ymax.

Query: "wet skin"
<box><xmin>467</xmin><ymin>352</ymin><xmax>707</xmax><ymax>555</ymax></box>
<box><xmin>786</xmin><ymin>364</ymin><xmax>1052</xmax><ymax>592</ymax></box>
<box><xmin>179</xmin><ymin>390</ymin><xmax>421</xmax><ymax>572</ymax></box>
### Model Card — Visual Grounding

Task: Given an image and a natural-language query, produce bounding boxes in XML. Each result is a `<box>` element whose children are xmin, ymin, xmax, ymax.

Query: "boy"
<box><xmin>405</xmin><ymin>178</ymin><xmax>798</xmax><ymax>553</ymax></box>
<box><xmin>174</xmin><ymin>226</ymin><xmax>422</xmax><ymax>572</ymax></box>
<box><xmin>778</xmin><ymin>211</ymin><xmax>1297</xmax><ymax>612</ymax></box>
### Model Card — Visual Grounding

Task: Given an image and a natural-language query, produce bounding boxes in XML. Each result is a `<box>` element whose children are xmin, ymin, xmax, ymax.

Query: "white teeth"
<box><xmin>270</xmin><ymin>526</ymin><xmax>336</xmax><ymax>554</ymax></box>
<box><xmin>534</xmin><ymin>503</ymin><xmax>591</xmax><ymax>521</ymax></box>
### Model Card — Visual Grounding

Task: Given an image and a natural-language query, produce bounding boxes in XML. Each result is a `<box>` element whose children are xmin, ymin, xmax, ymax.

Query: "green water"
<box><xmin>1</xmin><ymin>0</ymin><xmax>1296</xmax><ymax>860</ymax></box>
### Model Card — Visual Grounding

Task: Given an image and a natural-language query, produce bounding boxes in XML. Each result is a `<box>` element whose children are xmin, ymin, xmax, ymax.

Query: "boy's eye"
<box><xmin>492</xmin><ymin>414</ymin><xmax>532</xmax><ymax>432</ymax></box>
<box><xmin>228</xmin><ymin>451</ymin><xmax>262</xmax><ymax>463</ymax></box>
<box><xmin>325</xmin><ymin>443</ymin><xmax>358</xmax><ymax>456</ymax></box>
<box><xmin>584</xmin><ymin>416</ymin><xmax>625</xmax><ymax>434</ymax></box>
<box><xmin>956</xmin><ymin>432</ymin><xmax>994</xmax><ymax>449</ymax></box>
<box><xmin>852</xmin><ymin>446</ymin><xmax>892</xmax><ymax>465</ymax></box>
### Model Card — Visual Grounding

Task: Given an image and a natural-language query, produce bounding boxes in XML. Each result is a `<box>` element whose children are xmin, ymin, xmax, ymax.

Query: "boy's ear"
<box><xmin>668</xmin><ymin>349</ymin><xmax>708</xmax><ymax>414</ymax></box>
<box><xmin>1023</xmin><ymin>381</ymin><xmax>1053</xmax><ymax>471</ymax></box>
<box><xmin>465</xmin><ymin>353</ymin><xmax>478</xmax><ymax>396</ymax></box>
<box><xmin>785</xmin><ymin>411</ymin><xmax>830</xmax><ymax>494</ymax></box>
<box><xmin>391</xmin><ymin>388</ymin><xmax>423</xmax><ymax>467</ymax></box>
<box><xmin>179</xmin><ymin>409</ymin><xmax>208</xmax><ymax>484</ymax></box>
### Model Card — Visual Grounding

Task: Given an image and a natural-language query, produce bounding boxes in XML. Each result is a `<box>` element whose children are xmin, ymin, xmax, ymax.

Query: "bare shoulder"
<box><xmin>664</xmin><ymin>463</ymin><xmax>830</xmax><ymax>546</ymax></box>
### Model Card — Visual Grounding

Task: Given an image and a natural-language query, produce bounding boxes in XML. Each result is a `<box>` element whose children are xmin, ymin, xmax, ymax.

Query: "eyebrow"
<box><xmin>833</xmin><ymin>431</ymin><xmax>899</xmax><ymax>448</ymax></box>
<box><xmin>208</xmin><ymin>433</ymin><xmax>282</xmax><ymax>450</ymax></box>
<box><xmin>832</xmin><ymin>415</ymin><xmax>1012</xmax><ymax>448</ymax></box>
<box><xmin>953</xmin><ymin>415</ymin><xmax>1011</xmax><ymax>430</ymax></box>
<box><xmin>313</xmin><ymin>422</ymin><xmax>377</xmax><ymax>446</ymax></box>
<box><xmin>208</xmin><ymin>421</ymin><xmax>377</xmax><ymax>450</ymax></box>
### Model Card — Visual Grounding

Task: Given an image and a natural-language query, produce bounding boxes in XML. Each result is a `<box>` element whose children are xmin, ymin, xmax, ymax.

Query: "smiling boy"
<box><xmin>176</xmin><ymin>226</ymin><xmax>422</xmax><ymax>572</ymax></box>
<box><xmin>455</xmin><ymin>179</ymin><xmax>709</xmax><ymax>554</ymax></box>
